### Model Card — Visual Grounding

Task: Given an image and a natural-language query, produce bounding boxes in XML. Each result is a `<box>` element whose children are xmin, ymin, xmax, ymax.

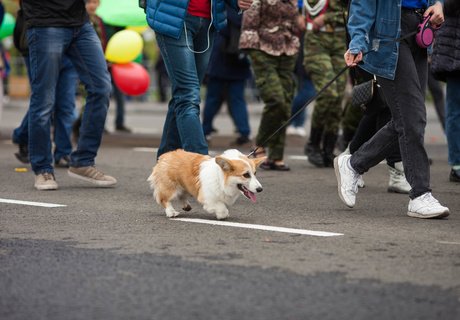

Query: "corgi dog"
<box><xmin>147</xmin><ymin>149</ymin><xmax>265</xmax><ymax>220</ymax></box>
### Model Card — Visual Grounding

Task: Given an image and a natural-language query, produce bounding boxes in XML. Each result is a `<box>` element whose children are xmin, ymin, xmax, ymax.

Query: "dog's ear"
<box><xmin>252</xmin><ymin>157</ymin><xmax>267</xmax><ymax>168</ymax></box>
<box><xmin>215</xmin><ymin>156</ymin><xmax>234</xmax><ymax>172</ymax></box>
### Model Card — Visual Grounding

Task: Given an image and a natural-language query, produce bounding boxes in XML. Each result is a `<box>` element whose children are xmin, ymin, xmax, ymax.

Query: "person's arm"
<box><xmin>238</xmin><ymin>0</ymin><xmax>261</xmax><ymax>50</ymax></box>
<box><xmin>344</xmin><ymin>0</ymin><xmax>377</xmax><ymax>66</ymax></box>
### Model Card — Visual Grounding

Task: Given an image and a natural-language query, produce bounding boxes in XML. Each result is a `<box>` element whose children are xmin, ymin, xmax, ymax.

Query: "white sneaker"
<box><xmin>407</xmin><ymin>192</ymin><xmax>450</xmax><ymax>219</ymax></box>
<box><xmin>334</xmin><ymin>154</ymin><xmax>360</xmax><ymax>208</ymax></box>
<box><xmin>286</xmin><ymin>126</ymin><xmax>297</xmax><ymax>136</ymax></box>
<box><xmin>388</xmin><ymin>162</ymin><xmax>411</xmax><ymax>194</ymax></box>
<box><xmin>339</xmin><ymin>147</ymin><xmax>364</xmax><ymax>187</ymax></box>
<box><xmin>357</xmin><ymin>175</ymin><xmax>365</xmax><ymax>188</ymax></box>
<box><xmin>295</xmin><ymin>127</ymin><xmax>307</xmax><ymax>137</ymax></box>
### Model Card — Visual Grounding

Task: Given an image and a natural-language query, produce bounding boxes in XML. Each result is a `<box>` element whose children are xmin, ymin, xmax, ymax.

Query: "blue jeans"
<box><xmin>12</xmin><ymin>56</ymin><xmax>78</xmax><ymax>161</ymax></box>
<box><xmin>27</xmin><ymin>23</ymin><xmax>111</xmax><ymax>174</ymax></box>
<box><xmin>155</xmin><ymin>14</ymin><xmax>214</xmax><ymax>157</ymax></box>
<box><xmin>445</xmin><ymin>76</ymin><xmax>460</xmax><ymax>166</ymax></box>
<box><xmin>290</xmin><ymin>75</ymin><xmax>315</xmax><ymax>127</ymax></box>
<box><xmin>203</xmin><ymin>78</ymin><xmax>250</xmax><ymax>138</ymax></box>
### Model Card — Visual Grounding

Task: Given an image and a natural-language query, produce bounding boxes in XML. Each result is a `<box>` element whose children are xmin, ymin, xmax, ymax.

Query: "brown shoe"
<box><xmin>68</xmin><ymin>166</ymin><xmax>117</xmax><ymax>187</ymax></box>
<box><xmin>34</xmin><ymin>172</ymin><xmax>58</xmax><ymax>191</ymax></box>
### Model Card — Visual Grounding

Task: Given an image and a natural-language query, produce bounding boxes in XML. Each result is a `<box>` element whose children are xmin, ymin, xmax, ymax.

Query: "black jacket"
<box><xmin>22</xmin><ymin>0</ymin><xmax>88</xmax><ymax>28</ymax></box>
<box><xmin>431</xmin><ymin>0</ymin><xmax>460</xmax><ymax>81</ymax></box>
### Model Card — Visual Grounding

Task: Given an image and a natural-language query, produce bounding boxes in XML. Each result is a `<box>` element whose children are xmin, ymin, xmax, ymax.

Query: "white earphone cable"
<box><xmin>184</xmin><ymin>1</ymin><xmax>214</xmax><ymax>54</ymax></box>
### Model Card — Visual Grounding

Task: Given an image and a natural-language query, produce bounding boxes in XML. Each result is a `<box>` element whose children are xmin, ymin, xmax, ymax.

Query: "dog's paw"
<box><xmin>215</xmin><ymin>211</ymin><xmax>229</xmax><ymax>220</ymax></box>
<box><xmin>165</xmin><ymin>207</ymin><xmax>180</xmax><ymax>218</ymax></box>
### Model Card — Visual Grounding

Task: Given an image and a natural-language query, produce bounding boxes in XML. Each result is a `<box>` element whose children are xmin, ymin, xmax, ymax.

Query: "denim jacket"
<box><xmin>347</xmin><ymin>0</ymin><xmax>442</xmax><ymax>80</ymax></box>
<box><xmin>146</xmin><ymin>0</ymin><xmax>239</xmax><ymax>40</ymax></box>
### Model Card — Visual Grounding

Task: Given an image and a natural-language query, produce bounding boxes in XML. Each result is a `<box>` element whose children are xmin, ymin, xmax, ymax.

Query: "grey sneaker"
<box><xmin>388</xmin><ymin>162</ymin><xmax>411</xmax><ymax>194</ymax></box>
<box><xmin>334</xmin><ymin>154</ymin><xmax>359</xmax><ymax>208</ymax></box>
<box><xmin>34</xmin><ymin>172</ymin><xmax>58</xmax><ymax>191</ymax></box>
<box><xmin>68</xmin><ymin>166</ymin><xmax>117</xmax><ymax>187</ymax></box>
<box><xmin>407</xmin><ymin>192</ymin><xmax>450</xmax><ymax>219</ymax></box>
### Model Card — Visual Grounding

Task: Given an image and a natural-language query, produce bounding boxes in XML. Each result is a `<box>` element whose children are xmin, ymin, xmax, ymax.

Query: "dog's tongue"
<box><xmin>245</xmin><ymin>190</ymin><xmax>257</xmax><ymax>203</ymax></box>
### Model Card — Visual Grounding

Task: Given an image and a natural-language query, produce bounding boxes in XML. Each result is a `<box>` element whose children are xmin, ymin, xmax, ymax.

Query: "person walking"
<box><xmin>202</xmin><ymin>4</ymin><xmax>252</xmax><ymax>146</ymax></box>
<box><xmin>22</xmin><ymin>0</ymin><xmax>117</xmax><ymax>190</ymax></box>
<box><xmin>431</xmin><ymin>0</ymin><xmax>460</xmax><ymax>183</ymax></box>
<box><xmin>12</xmin><ymin>57</ymin><xmax>78</xmax><ymax>168</ymax></box>
<box><xmin>334</xmin><ymin>0</ymin><xmax>449</xmax><ymax>219</ymax></box>
<box><xmin>345</xmin><ymin>68</ymin><xmax>412</xmax><ymax>194</ymax></box>
<box><xmin>240</xmin><ymin>0</ymin><xmax>305</xmax><ymax>171</ymax></box>
<box><xmin>73</xmin><ymin>0</ymin><xmax>131</xmax><ymax>138</ymax></box>
<box><xmin>303</xmin><ymin>0</ymin><xmax>348</xmax><ymax>168</ymax></box>
<box><xmin>145</xmin><ymin>0</ymin><xmax>253</xmax><ymax>158</ymax></box>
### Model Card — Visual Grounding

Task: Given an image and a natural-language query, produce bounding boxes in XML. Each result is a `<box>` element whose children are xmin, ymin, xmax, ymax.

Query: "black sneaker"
<box><xmin>450</xmin><ymin>168</ymin><xmax>460</xmax><ymax>183</ymax></box>
<box><xmin>232</xmin><ymin>136</ymin><xmax>251</xmax><ymax>146</ymax></box>
<box><xmin>14</xmin><ymin>143</ymin><xmax>29</xmax><ymax>164</ymax></box>
<box><xmin>115</xmin><ymin>125</ymin><xmax>132</xmax><ymax>133</ymax></box>
<box><xmin>305</xmin><ymin>144</ymin><xmax>324</xmax><ymax>167</ymax></box>
<box><xmin>55</xmin><ymin>155</ymin><xmax>71</xmax><ymax>168</ymax></box>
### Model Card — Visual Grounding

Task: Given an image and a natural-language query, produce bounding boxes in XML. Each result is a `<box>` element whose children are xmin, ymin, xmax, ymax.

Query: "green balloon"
<box><xmin>133</xmin><ymin>53</ymin><xmax>143</xmax><ymax>64</ymax></box>
<box><xmin>0</xmin><ymin>13</ymin><xmax>15</xmax><ymax>39</ymax></box>
<box><xmin>97</xmin><ymin>0</ymin><xmax>148</xmax><ymax>27</ymax></box>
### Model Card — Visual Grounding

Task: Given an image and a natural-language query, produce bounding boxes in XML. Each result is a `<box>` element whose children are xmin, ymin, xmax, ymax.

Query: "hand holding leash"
<box><xmin>424</xmin><ymin>1</ymin><xmax>444</xmax><ymax>28</ymax></box>
<box><xmin>344</xmin><ymin>50</ymin><xmax>363</xmax><ymax>67</ymax></box>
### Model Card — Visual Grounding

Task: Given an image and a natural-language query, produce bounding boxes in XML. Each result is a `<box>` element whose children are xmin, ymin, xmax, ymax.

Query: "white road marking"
<box><xmin>133</xmin><ymin>147</ymin><xmax>158</xmax><ymax>153</ymax></box>
<box><xmin>437</xmin><ymin>241</ymin><xmax>460</xmax><ymax>245</ymax></box>
<box><xmin>174</xmin><ymin>218</ymin><xmax>343</xmax><ymax>237</ymax></box>
<box><xmin>0</xmin><ymin>198</ymin><xmax>67</xmax><ymax>208</ymax></box>
<box><xmin>288</xmin><ymin>155</ymin><xmax>308</xmax><ymax>161</ymax></box>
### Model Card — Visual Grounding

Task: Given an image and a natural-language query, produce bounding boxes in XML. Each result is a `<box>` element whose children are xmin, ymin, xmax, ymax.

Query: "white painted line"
<box><xmin>0</xmin><ymin>198</ymin><xmax>67</xmax><ymax>208</ymax></box>
<box><xmin>437</xmin><ymin>241</ymin><xmax>460</xmax><ymax>245</ymax></box>
<box><xmin>174</xmin><ymin>218</ymin><xmax>343</xmax><ymax>237</ymax></box>
<box><xmin>133</xmin><ymin>147</ymin><xmax>158</xmax><ymax>153</ymax></box>
<box><xmin>288</xmin><ymin>155</ymin><xmax>307</xmax><ymax>161</ymax></box>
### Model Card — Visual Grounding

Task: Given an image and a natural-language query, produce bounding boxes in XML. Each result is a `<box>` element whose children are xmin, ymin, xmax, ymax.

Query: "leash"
<box><xmin>247</xmin><ymin>29</ymin><xmax>418</xmax><ymax>158</ymax></box>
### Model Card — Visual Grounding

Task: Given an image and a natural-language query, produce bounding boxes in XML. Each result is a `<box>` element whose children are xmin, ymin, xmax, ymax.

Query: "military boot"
<box><xmin>322</xmin><ymin>132</ymin><xmax>338</xmax><ymax>168</ymax></box>
<box><xmin>304</xmin><ymin>127</ymin><xmax>324</xmax><ymax>167</ymax></box>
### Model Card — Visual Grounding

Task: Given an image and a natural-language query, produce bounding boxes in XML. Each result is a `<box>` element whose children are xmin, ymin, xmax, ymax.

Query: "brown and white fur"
<box><xmin>147</xmin><ymin>149</ymin><xmax>265</xmax><ymax>220</ymax></box>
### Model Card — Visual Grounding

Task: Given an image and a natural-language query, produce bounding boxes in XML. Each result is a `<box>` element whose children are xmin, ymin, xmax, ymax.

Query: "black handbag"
<box><xmin>351</xmin><ymin>75</ymin><xmax>377</xmax><ymax>111</ymax></box>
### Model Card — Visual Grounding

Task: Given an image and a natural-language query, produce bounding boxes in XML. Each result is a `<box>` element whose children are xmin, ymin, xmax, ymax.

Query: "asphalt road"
<box><xmin>1</xmin><ymin>139</ymin><xmax>459</xmax><ymax>320</ymax></box>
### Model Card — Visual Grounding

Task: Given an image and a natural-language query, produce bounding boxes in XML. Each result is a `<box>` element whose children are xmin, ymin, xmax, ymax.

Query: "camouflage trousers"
<box><xmin>249</xmin><ymin>50</ymin><xmax>297</xmax><ymax>161</ymax></box>
<box><xmin>341</xmin><ymin>94</ymin><xmax>364</xmax><ymax>133</ymax></box>
<box><xmin>303</xmin><ymin>31</ymin><xmax>347</xmax><ymax>134</ymax></box>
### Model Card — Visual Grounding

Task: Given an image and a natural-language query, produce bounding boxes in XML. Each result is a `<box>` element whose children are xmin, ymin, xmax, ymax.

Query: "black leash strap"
<box><xmin>247</xmin><ymin>29</ymin><xmax>418</xmax><ymax>158</ymax></box>
<box><xmin>248</xmin><ymin>65</ymin><xmax>349</xmax><ymax>158</ymax></box>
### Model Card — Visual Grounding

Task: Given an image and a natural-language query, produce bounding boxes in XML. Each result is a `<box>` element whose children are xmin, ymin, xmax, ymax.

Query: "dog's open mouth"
<box><xmin>237</xmin><ymin>184</ymin><xmax>256</xmax><ymax>203</ymax></box>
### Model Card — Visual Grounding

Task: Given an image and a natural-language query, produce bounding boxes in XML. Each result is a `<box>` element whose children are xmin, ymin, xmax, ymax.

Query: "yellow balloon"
<box><xmin>105</xmin><ymin>30</ymin><xmax>143</xmax><ymax>63</ymax></box>
<box><xmin>127</xmin><ymin>26</ymin><xmax>148</xmax><ymax>34</ymax></box>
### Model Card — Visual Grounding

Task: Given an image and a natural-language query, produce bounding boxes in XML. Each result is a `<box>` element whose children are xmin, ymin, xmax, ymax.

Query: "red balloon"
<box><xmin>111</xmin><ymin>62</ymin><xmax>150</xmax><ymax>96</ymax></box>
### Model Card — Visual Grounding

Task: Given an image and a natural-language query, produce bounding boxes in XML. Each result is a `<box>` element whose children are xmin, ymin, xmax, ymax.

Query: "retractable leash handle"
<box><xmin>416</xmin><ymin>14</ymin><xmax>435</xmax><ymax>48</ymax></box>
